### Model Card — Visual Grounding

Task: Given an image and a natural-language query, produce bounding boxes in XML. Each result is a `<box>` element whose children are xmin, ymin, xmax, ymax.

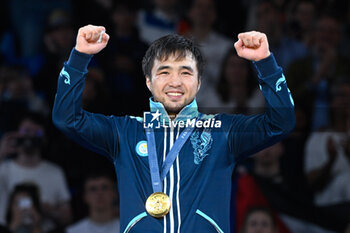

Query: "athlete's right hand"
<box><xmin>75</xmin><ymin>25</ymin><xmax>109</xmax><ymax>55</ymax></box>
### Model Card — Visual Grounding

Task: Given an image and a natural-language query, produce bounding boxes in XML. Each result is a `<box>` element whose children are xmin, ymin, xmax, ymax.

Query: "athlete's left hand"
<box><xmin>234</xmin><ymin>31</ymin><xmax>271</xmax><ymax>62</ymax></box>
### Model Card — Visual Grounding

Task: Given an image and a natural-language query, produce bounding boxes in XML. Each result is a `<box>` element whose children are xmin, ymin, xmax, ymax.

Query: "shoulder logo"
<box><xmin>60</xmin><ymin>68</ymin><xmax>70</xmax><ymax>85</ymax></box>
<box><xmin>190</xmin><ymin>129</ymin><xmax>213</xmax><ymax>164</ymax></box>
<box><xmin>135</xmin><ymin>140</ymin><xmax>148</xmax><ymax>157</ymax></box>
<box><xmin>275</xmin><ymin>75</ymin><xmax>286</xmax><ymax>92</ymax></box>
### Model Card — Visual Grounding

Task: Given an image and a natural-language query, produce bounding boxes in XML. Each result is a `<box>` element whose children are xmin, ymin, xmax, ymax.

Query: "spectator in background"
<box><xmin>239</xmin><ymin>206</ymin><xmax>277</xmax><ymax>233</ymax></box>
<box><xmin>287</xmin><ymin>0</ymin><xmax>316</xmax><ymax>48</ymax></box>
<box><xmin>235</xmin><ymin>143</ymin><xmax>292</xmax><ymax>233</ymax></box>
<box><xmin>0</xmin><ymin>66</ymin><xmax>30</xmax><ymax>136</ymax></box>
<box><xmin>1</xmin><ymin>66</ymin><xmax>49</xmax><ymax>116</ymax></box>
<box><xmin>212</xmin><ymin>48</ymin><xmax>264</xmax><ymax>114</ymax></box>
<box><xmin>287</xmin><ymin>12</ymin><xmax>350</xmax><ymax>131</ymax></box>
<box><xmin>185</xmin><ymin>0</ymin><xmax>232</xmax><ymax>111</ymax></box>
<box><xmin>95</xmin><ymin>1</ymin><xmax>149</xmax><ymax>116</ymax></box>
<box><xmin>43</xmin><ymin>9</ymin><xmax>75</xmax><ymax>61</ymax></box>
<box><xmin>34</xmin><ymin>9</ymin><xmax>75</xmax><ymax>107</ymax></box>
<box><xmin>304</xmin><ymin>78</ymin><xmax>350</xmax><ymax>206</ymax></box>
<box><xmin>279</xmin><ymin>104</ymin><xmax>311</xmax><ymax>193</ymax></box>
<box><xmin>0</xmin><ymin>65</ymin><xmax>49</xmax><ymax>137</ymax></box>
<box><xmin>81</xmin><ymin>68</ymin><xmax>112</xmax><ymax>114</ymax></box>
<box><xmin>137</xmin><ymin>0</ymin><xmax>181</xmax><ymax>44</ymax></box>
<box><xmin>236</xmin><ymin>143</ymin><xmax>344</xmax><ymax>233</ymax></box>
<box><xmin>66</xmin><ymin>172</ymin><xmax>120</xmax><ymax>233</ymax></box>
<box><xmin>0</xmin><ymin>112</ymin><xmax>72</xmax><ymax>227</ymax></box>
<box><xmin>5</xmin><ymin>183</ymin><xmax>57</xmax><ymax>233</ymax></box>
<box><xmin>8</xmin><ymin>0</ymin><xmax>71</xmax><ymax>59</ymax></box>
<box><xmin>245</xmin><ymin>0</ymin><xmax>309</xmax><ymax>71</ymax></box>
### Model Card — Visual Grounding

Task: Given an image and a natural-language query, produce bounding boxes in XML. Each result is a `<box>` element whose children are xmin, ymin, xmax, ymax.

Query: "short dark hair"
<box><xmin>84</xmin><ymin>171</ymin><xmax>115</xmax><ymax>188</ymax></box>
<box><xmin>6</xmin><ymin>183</ymin><xmax>41</xmax><ymax>224</ymax></box>
<box><xmin>142</xmin><ymin>34</ymin><xmax>205</xmax><ymax>79</ymax></box>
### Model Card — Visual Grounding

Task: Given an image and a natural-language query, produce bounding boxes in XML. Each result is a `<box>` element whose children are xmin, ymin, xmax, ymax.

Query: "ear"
<box><xmin>197</xmin><ymin>78</ymin><xmax>201</xmax><ymax>92</ymax></box>
<box><xmin>146</xmin><ymin>75</ymin><xmax>152</xmax><ymax>92</ymax></box>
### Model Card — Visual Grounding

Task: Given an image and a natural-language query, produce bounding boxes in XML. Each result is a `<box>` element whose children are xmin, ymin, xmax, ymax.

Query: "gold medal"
<box><xmin>145</xmin><ymin>192</ymin><xmax>171</xmax><ymax>218</ymax></box>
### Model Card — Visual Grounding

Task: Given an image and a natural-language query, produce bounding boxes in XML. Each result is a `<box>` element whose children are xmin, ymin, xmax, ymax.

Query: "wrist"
<box><xmin>74</xmin><ymin>45</ymin><xmax>84</xmax><ymax>54</ymax></box>
<box><xmin>73</xmin><ymin>46</ymin><xmax>92</xmax><ymax>56</ymax></box>
<box><xmin>254</xmin><ymin>51</ymin><xmax>271</xmax><ymax>62</ymax></box>
<box><xmin>74</xmin><ymin>45</ymin><xmax>91</xmax><ymax>55</ymax></box>
<box><xmin>252</xmin><ymin>53</ymin><xmax>280</xmax><ymax>77</ymax></box>
<box><xmin>67</xmin><ymin>48</ymin><xmax>93</xmax><ymax>72</ymax></box>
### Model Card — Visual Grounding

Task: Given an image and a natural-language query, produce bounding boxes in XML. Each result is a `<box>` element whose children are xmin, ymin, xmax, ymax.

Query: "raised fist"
<box><xmin>75</xmin><ymin>25</ymin><xmax>110</xmax><ymax>55</ymax></box>
<box><xmin>234</xmin><ymin>31</ymin><xmax>271</xmax><ymax>62</ymax></box>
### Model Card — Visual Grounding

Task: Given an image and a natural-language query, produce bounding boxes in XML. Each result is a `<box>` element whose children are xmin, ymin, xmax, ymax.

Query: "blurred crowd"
<box><xmin>0</xmin><ymin>0</ymin><xmax>350</xmax><ymax>232</ymax></box>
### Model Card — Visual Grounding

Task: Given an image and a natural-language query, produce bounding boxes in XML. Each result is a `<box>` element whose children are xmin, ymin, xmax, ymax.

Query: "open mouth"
<box><xmin>166</xmin><ymin>92</ymin><xmax>184</xmax><ymax>97</ymax></box>
<box><xmin>165</xmin><ymin>91</ymin><xmax>184</xmax><ymax>101</ymax></box>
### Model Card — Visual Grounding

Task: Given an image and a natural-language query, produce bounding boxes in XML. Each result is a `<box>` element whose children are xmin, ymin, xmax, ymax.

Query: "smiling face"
<box><xmin>146</xmin><ymin>52</ymin><xmax>201</xmax><ymax>115</ymax></box>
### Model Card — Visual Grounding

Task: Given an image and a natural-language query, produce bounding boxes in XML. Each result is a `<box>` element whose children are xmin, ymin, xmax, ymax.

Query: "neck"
<box><xmin>16</xmin><ymin>152</ymin><xmax>41</xmax><ymax>167</ymax></box>
<box><xmin>254</xmin><ymin>162</ymin><xmax>280</xmax><ymax>177</ymax></box>
<box><xmin>90</xmin><ymin>208</ymin><xmax>115</xmax><ymax>223</ymax></box>
<box><xmin>167</xmin><ymin>111</ymin><xmax>178</xmax><ymax>120</ymax></box>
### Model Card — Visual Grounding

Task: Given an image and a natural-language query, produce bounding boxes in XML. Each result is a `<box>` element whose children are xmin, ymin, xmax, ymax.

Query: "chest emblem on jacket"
<box><xmin>136</xmin><ymin>140</ymin><xmax>148</xmax><ymax>157</ymax></box>
<box><xmin>190</xmin><ymin>129</ymin><xmax>213</xmax><ymax>164</ymax></box>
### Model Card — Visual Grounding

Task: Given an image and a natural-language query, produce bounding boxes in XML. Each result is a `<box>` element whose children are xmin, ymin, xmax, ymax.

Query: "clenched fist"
<box><xmin>75</xmin><ymin>25</ymin><xmax>110</xmax><ymax>55</ymax></box>
<box><xmin>234</xmin><ymin>31</ymin><xmax>271</xmax><ymax>62</ymax></box>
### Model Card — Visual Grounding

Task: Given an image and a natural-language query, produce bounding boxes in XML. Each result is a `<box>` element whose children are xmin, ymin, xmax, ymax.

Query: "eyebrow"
<box><xmin>156</xmin><ymin>65</ymin><xmax>171</xmax><ymax>72</ymax></box>
<box><xmin>156</xmin><ymin>65</ymin><xmax>194</xmax><ymax>72</ymax></box>
<box><xmin>181</xmin><ymin>66</ymin><xmax>194</xmax><ymax>73</ymax></box>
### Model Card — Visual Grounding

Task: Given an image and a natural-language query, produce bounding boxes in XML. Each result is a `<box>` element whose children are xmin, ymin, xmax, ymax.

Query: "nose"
<box><xmin>168</xmin><ymin>73</ymin><xmax>182</xmax><ymax>87</ymax></box>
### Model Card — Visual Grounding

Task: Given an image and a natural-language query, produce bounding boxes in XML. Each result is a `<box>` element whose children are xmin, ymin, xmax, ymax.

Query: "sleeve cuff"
<box><xmin>252</xmin><ymin>53</ymin><xmax>280</xmax><ymax>78</ymax></box>
<box><xmin>67</xmin><ymin>48</ymin><xmax>93</xmax><ymax>72</ymax></box>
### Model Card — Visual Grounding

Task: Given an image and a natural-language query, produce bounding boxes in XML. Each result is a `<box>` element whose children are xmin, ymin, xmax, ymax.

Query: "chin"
<box><xmin>164</xmin><ymin>103</ymin><xmax>185</xmax><ymax>114</ymax></box>
<box><xmin>165</xmin><ymin>106</ymin><xmax>183</xmax><ymax>115</ymax></box>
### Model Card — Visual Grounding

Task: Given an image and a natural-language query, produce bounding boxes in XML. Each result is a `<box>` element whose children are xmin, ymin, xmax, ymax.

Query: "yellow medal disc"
<box><xmin>145</xmin><ymin>192</ymin><xmax>171</xmax><ymax>218</ymax></box>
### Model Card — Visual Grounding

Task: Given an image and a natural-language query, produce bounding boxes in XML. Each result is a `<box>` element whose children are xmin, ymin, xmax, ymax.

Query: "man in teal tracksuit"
<box><xmin>52</xmin><ymin>25</ymin><xmax>295</xmax><ymax>233</ymax></box>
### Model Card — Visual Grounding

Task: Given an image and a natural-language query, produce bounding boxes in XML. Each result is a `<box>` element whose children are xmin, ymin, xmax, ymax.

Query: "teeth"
<box><xmin>168</xmin><ymin>93</ymin><xmax>182</xmax><ymax>96</ymax></box>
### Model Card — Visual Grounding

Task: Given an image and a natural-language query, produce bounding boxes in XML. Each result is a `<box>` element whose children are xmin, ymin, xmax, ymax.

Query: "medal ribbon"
<box><xmin>146</xmin><ymin>114</ymin><xmax>201</xmax><ymax>193</ymax></box>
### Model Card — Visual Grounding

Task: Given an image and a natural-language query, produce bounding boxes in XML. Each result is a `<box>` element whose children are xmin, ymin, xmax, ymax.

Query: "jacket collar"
<box><xmin>149</xmin><ymin>97</ymin><xmax>199</xmax><ymax>124</ymax></box>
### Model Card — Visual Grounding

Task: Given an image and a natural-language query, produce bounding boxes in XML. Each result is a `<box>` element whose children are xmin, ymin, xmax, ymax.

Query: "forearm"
<box><xmin>252</xmin><ymin>53</ymin><xmax>296</xmax><ymax>134</ymax></box>
<box><xmin>231</xmin><ymin>54</ymin><xmax>295</xmax><ymax>157</ymax></box>
<box><xmin>52</xmin><ymin>48</ymin><xmax>92</xmax><ymax>131</ymax></box>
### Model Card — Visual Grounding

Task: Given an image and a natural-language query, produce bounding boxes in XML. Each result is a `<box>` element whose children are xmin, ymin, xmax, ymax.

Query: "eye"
<box><xmin>158</xmin><ymin>71</ymin><xmax>169</xmax><ymax>75</ymax></box>
<box><xmin>181</xmin><ymin>71</ymin><xmax>192</xmax><ymax>76</ymax></box>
